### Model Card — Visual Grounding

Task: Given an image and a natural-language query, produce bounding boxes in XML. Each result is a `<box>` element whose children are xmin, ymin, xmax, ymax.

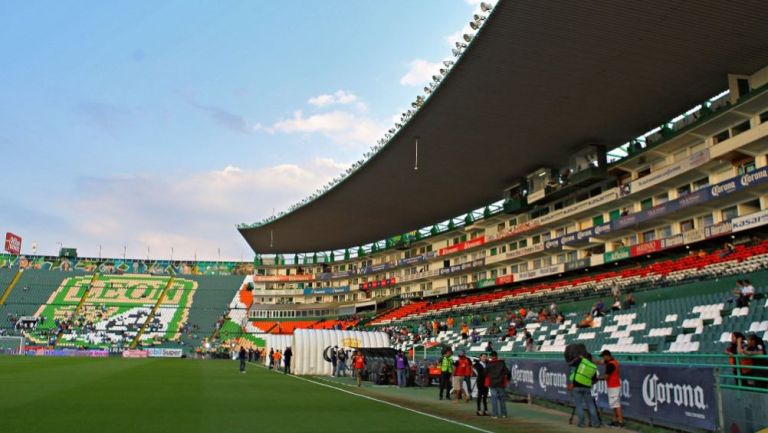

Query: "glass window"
<box><xmin>680</xmin><ymin>219</ymin><xmax>695</xmax><ymax>232</ymax></box>
<box><xmin>640</xmin><ymin>198</ymin><xmax>653</xmax><ymax>210</ymax></box>
<box><xmin>490</xmin><ymin>247</ymin><xmax>497</xmax><ymax>256</ymax></box>
<box><xmin>658</xmin><ymin>225</ymin><xmax>672</xmax><ymax>238</ymax></box>
<box><xmin>693</xmin><ymin>177</ymin><xmax>709</xmax><ymax>190</ymax></box>
<box><xmin>609</xmin><ymin>209</ymin><xmax>621</xmax><ymax>221</ymax></box>
<box><xmin>677</xmin><ymin>184</ymin><xmax>691</xmax><ymax>197</ymax></box>
<box><xmin>642</xmin><ymin>230</ymin><xmax>655</xmax><ymax>242</ymax></box>
<box><xmin>721</xmin><ymin>206</ymin><xmax>738</xmax><ymax>221</ymax></box>
<box><xmin>593</xmin><ymin>215</ymin><xmax>604</xmax><ymax>226</ymax></box>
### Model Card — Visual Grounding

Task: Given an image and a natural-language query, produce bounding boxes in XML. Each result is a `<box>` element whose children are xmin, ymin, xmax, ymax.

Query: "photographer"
<box><xmin>567</xmin><ymin>353</ymin><xmax>601</xmax><ymax>428</ymax></box>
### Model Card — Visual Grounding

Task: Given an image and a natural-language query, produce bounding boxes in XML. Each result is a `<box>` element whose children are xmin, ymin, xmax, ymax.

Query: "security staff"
<box><xmin>567</xmin><ymin>353</ymin><xmax>601</xmax><ymax>428</ymax></box>
<box><xmin>439</xmin><ymin>348</ymin><xmax>454</xmax><ymax>400</ymax></box>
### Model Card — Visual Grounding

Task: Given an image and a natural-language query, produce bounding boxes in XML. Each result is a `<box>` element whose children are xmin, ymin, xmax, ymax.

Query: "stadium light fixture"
<box><xmin>470</xmin><ymin>21</ymin><xmax>480</xmax><ymax>31</ymax></box>
<box><xmin>451</xmin><ymin>48</ymin><xmax>461</xmax><ymax>57</ymax></box>
<box><xmin>463</xmin><ymin>34</ymin><xmax>473</xmax><ymax>43</ymax></box>
<box><xmin>480</xmin><ymin>2</ymin><xmax>493</xmax><ymax>12</ymax></box>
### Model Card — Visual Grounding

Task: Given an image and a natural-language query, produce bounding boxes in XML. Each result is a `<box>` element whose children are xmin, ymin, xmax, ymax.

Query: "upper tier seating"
<box><xmin>372</xmin><ymin>241</ymin><xmax>768</xmax><ymax>325</ymax></box>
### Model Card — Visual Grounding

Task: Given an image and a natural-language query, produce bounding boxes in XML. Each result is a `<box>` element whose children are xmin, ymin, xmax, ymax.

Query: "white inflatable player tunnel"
<box><xmin>264</xmin><ymin>334</ymin><xmax>293</xmax><ymax>368</ymax></box>
<box><xmin>292</xmin><ymin>329</ymin><xmax>390</xmax><ymax>376</ymax></box>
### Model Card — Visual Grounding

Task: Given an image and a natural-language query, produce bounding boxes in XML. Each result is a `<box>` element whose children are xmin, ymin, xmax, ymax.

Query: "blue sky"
<box><xmin>0</xmin><ymin>0</ymin><xmax>490</xmax><ymax>260</ymax></box>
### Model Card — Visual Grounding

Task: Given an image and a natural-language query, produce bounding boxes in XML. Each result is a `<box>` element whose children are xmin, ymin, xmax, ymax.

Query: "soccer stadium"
<box><xmin>3</xmin><ymin>1</ymin><xmax>768</xmax><ymax>432</ymax></box>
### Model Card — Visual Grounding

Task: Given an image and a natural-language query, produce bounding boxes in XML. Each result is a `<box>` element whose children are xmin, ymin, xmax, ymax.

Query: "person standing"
<box><xmin>336</xmin><ymin>349</ymin><xmax>348</xmax><ymax>377</ymax></box>
<box><xmin>283</xmin><ymin>346</ymin><xmax>293</xmax><ymax>375</ymax></box>
<box><xmin>395</xmin><ymin>350</ymin><xmax>409</xmax><ymax>388</ymax></box>
<box><xmin>453</xmin><ymin>350</ymin><xmax>472</xmax><ymax>402</ymax></box>
<box><xmin>599</xmin><ymin>350</ymin><xmax>624</xmax><ymax>427</ymax></box>
<box><xmin>238</xmin><ymin>346</ymin><xmax>247</xmax><ymax>374</ymax></box>
<box><xmin>273</xmin><ymin>350</ymin><xmax>282</xmax><ymax>371</ymax></box>
<box><xmin>352</xmin><ymin>350</ymin><xmax>366</xmax><ymax>387</ymax></box>
<box><xmin>268</xmin><ymin>348</ymin><xmax>275</xmax><ymax>369</ymax></box>
<box><xmin>568</xmin><ymin>353</ymin><xmax>601</xmax><ymax>428</ymax></box>
<box><xmin>474</xmin><ymin>353</ymin><xmax>489</xmax><ymax>416</ymax></box>
<box><xmin>485</xmin><ymin>351</ymin><xmax>510</xmax><ymax>419</ymax></box>
<box><xmin>439</xmin><ymin>348</ymin><xmax>454</xmax><ymax>400</ymax></box>
<box><xmin>330</xmin><ymin>346</ymin><xmax>338</xmax><ymax>376</ymax></box>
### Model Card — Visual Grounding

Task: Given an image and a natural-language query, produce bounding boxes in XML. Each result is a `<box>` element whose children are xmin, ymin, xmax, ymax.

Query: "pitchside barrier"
<box><xmin>505</xmin><ymin>352</ymin><xmax>768</xmax><ymax>432</ymax></box>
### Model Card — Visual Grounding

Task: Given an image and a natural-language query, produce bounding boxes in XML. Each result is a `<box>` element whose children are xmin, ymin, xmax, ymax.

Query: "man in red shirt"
<box><xmin>352</xmin><ymin>350</ymin><xmax>366</xmax><ymax>387</ymax></box>
<box><xmin>453</xmin><ymin>350</ymin><xmax>473</xmax><ymax>402</ymax></box>
<box><xmin>599</xmin><ymin>350</ymin><xmax>624</xmax><ymax>427</ymax></box>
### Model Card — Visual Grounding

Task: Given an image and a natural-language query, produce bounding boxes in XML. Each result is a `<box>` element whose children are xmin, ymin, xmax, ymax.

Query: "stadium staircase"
<box><xmin>130</xmin><ymin>276</ymin><xmax>174</xmax><ymax>348</ymax></box>
<box><xmin>0</xmin><ymin>269</ymin><xmax>23</xmax><ymax>305</ymax></box>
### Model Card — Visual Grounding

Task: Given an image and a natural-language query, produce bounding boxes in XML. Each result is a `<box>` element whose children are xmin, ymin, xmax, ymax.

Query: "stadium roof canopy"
<box><xmin>241</xmin><ymin>0</ymin><xmax>768</xmax><ymax>254</ymax></box>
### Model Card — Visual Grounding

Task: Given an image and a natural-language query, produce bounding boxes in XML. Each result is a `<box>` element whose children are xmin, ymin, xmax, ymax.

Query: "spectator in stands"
<box><xmin>598</xmin><ymin>350</ymin><xmax>624</xmax><ymax>427</ymax></box>
<box><xmin>238</xmin><ymin>346</ymin><xmax>247</xmax><ymax>373</ymax></box>
<box><xmin>474</xmin><ymin>353</ymin><xmax>489</xmax><ymax>416</ymax></box>
<box><xmin>460</xmin><ymin>322</ymin><xmax>469</xmax><ymax>340</ymax></box>
<box><xmin>453</xmin><ymin>350</ymin><xmax>472</xmax><ymax>402</ymax></box>
<box><xmin>395</xmin><ymin>350</ymin><xmax>409</xmax><ymax>388</ymax></box>
<box><xmin>568</xmin><ymin>353</ymin><xmax>601</xmax><ymax>428</ymax></box>
<box><xmin>742</xmin><ymin>280</ymin><xmax>755</xmax><ymax>303</ymax></box>
<box><xmin>518</xmin><ymin>307</ymin><xmax>527</xmax><ymax>318</ymax></box>
<box><xmin>726</xmin><ymin>332</ymin><xmax>747</xmax><ymax>385</ymax></box>
<box><xmin>591</xmin><ymin>300</ymin><xmax>605</xmax><ymax>317</ymax></box>
<box><xmin>524</xmin><ymin>331</ymin><xmax>535</xmax><ymax>352</ymax></box>
<box><xmin>611</xmin><ymin>297</ymin><xmax>622</xmax><ymax>312</ymax></box>
<box><xmin>447</xmin><ymin>317</ymin><xmax>455</xmax><ymax>329</ymax></box>
<box><xmin>549</xmin><ymin>302</ymin><xmax>558</xmax><ymax>316</ymax></box>
<box><xmin>484</xmin><ymin>341</ymin><xmax>494</xmax><ymax>353</ymax></box>
<box><xmin>283</xmin><ymin>346</ymin><xmax>293</xmax><ymax>374</ymax></box>
<box><xmin>739</xmin><ymin>333</ymin><xmax>768</xmax><ymax>388</ymax></box>
<box><xmin>721</xmin><ymin>241</ymin><xmax>736</xmax><ymax>258</ymax></box>
<box><xmin>352</xmin><ymin>350</ymin><xmax>366</xmax><ymax>387</ymax></box>
<box><xmin>438</xmin><ymin>348</ymin><xmax>454</xmax><ymax>400</ymax></box>
<box><xmin>623</xmin><ymin>293</ymin><xmax>636</xmax><ymax>309</ymax></box>
<box><xmin>471</xmin><ymin>328</ymin><xmax>481</xmax><ymax>343</ymax></box>
<box><xmin>486</xmin><ymin>351</ymin><xmax>510</xmax><ymax>419</ymax></box>
<box><xmin>577</xmin><ymin>313</ymin><xmax>594</xmax><ymax>329</ymax></box>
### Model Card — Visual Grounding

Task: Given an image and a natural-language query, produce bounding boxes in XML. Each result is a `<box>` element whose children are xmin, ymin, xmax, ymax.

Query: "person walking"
<box><xmin>474</xmin><ymin>353</ymin><xmax>489</xmax><ymax>416</ymax></box>
<box><xmin>568</xmin><ymin>353</ymin><xmax>601</xmax><ymax>428</ymax></box>
<box><xmin>283</xmin><ymin>346</ymin><xmax>293</xmax><ymax>375</ymax></box>
<box><xmin>485</xmin><ymin>351</ymin><xmax>510</xmax><ymax>418</ymax></box>
<box><xmin>395</xmin><ymin>350</ymin><xmax>409</xmax><ymax>388</ymax></box>
<box><xmin>238</xmin><ymin>346</ymin><xmax>247</xmax><ymax>374</ymax></box>
<box><xmin>439</xmin><ymin>348</ymin><xmax>454</xmax><ymax>400</ymax></box>
<box><xmin>599</xmin><ymin>350</ymin><xmax>624</xmax><ymax>427</ymax></box>
<box><xmin>352</xmin><ymin>350</ymin><xmax>366</xmax><ymax>387</ymax></box>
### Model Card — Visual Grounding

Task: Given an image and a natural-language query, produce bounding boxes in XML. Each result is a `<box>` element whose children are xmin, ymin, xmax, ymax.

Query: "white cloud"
<box><xmin>65</xmin><ymin>159</ymin><xmax>349</xmax><ymax>260</ymax></box>
<box><xmin>262</xmin><ymin>109</ymin><xmax>383</xmax><ymax>147</ymax></box>
<box><xmin>399</xmin><ymin>59</ymin><xmax>441</xmax><ymax>87</ymax></box>
<box><xmin>308</xmin><ymin>90</ymin><xmax>360</xmax><ymax>108</ymax></box>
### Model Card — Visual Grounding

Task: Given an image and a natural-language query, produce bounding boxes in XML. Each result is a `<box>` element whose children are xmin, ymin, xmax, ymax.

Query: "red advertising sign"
<box><xmin>358</xmin><ymin>277</ymin><xmax>396</xmax><ymax>291</ymax></box>
<box><xmin>4</xmin><ymin>232</ymin><xmax>21</xmax><ymax>255</ymax></box>
<box><xmin>439</xmin><ymin>236</ymin><xmax>486</xmax><ymax>256</ymax></box>
<box><xmin>630</xmin><ymin>240</ymin><xmax>661</xmax><ymax>256</ymax></box>
<box><xmin>251</xmin><ymin>274</ymin><xmax>314</xmax><ymax>282</ymax></box>
<box><xmin>495</xmin><ymin>274</ymin><xmax>515</xmax><ymax>286</ymax></box>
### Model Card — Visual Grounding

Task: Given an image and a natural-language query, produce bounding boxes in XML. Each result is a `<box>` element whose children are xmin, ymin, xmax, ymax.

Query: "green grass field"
<box><xmin>0</xmin><ymin>357</ymin><xmax>619</xmax><ymax>433</ymax></box>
